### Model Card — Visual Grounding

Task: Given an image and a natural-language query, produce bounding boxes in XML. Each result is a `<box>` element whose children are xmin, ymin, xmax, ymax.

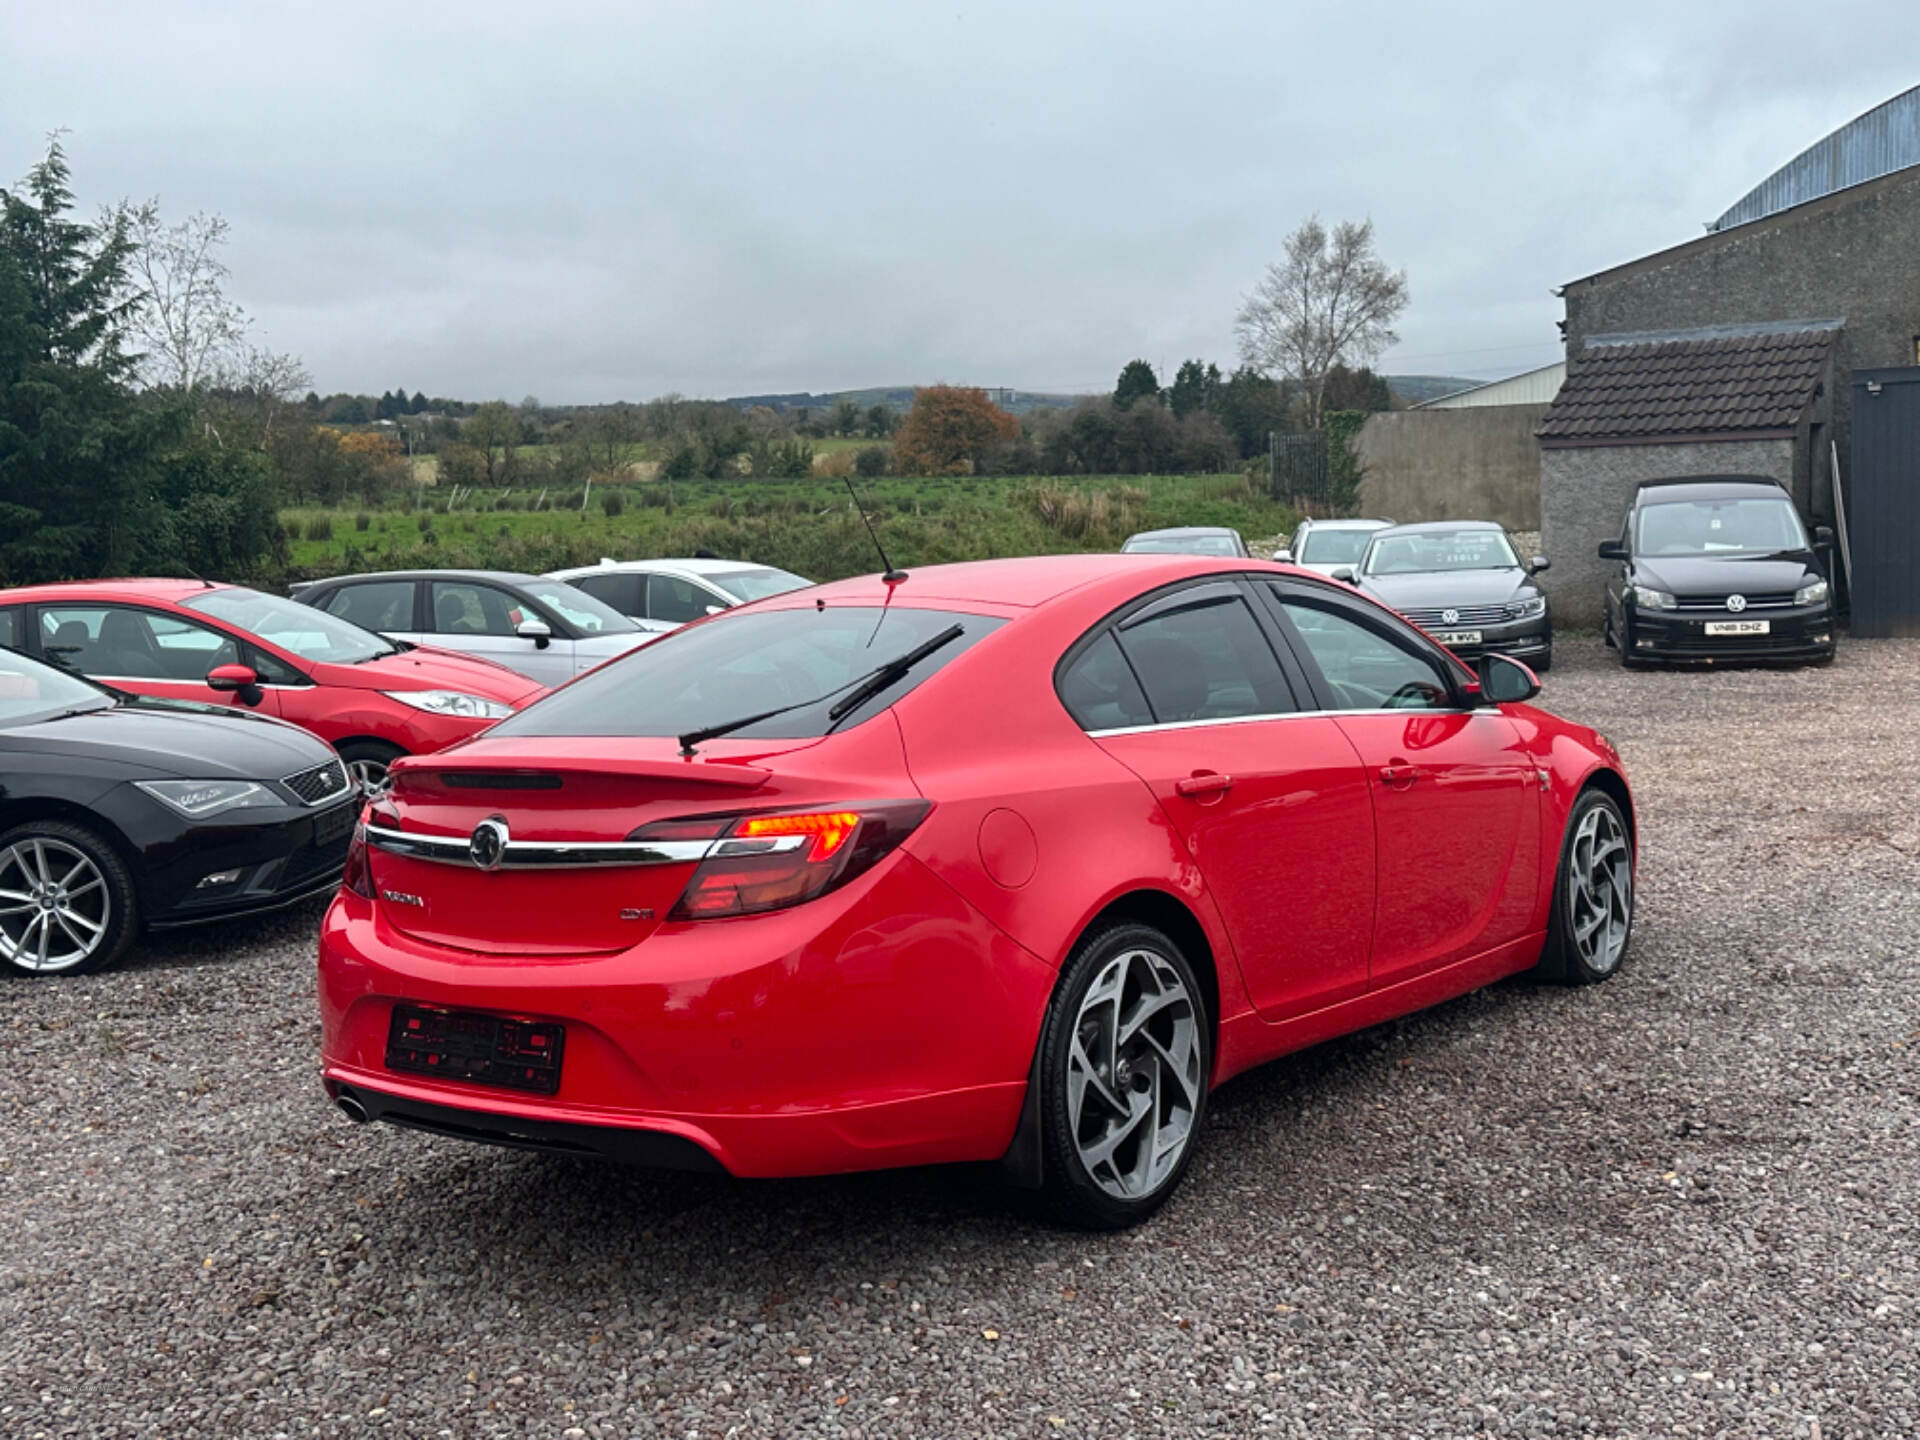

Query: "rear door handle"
<box><xmin>1378</xmin><ymin>763</ymin><xmax>1428</xmax><ymax>787</ymax></box>
<box><xmin>1175</xmin><ymin>771</ymin><xmax>1234</xmax><ymax>798</ymax></box>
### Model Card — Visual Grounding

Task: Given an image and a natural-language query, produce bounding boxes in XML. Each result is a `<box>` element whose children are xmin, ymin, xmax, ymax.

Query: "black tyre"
<box><xmin>338</xmin><ymin>739</ymin><xmax>405</xmax><ymax>795</ymax></box>
<box><xmin>0</xmin><ymin>820</ymin><xmax>139</xmax><ymax>977</ymax></box>
<box><xmin>1532</xmin><ymin>649</ymin><xmax>1553</xmax><ymax>674</ymax></box>
<box><xmin>1534</xmin><ymin>788</ymin><xmax>1634</xmax><ymax>986</ymax></box>
<box><xmin>1036</xmin><ymin>923</ymin><xmax>1210</xmax><ymax>1229</ymax></box>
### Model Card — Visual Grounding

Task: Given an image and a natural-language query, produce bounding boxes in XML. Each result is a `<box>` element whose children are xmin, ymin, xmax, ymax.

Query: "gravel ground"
<box><xmin>5</xmin><ymin>635</ymin><xmax>1917</xmax><ymax>1440</ymax></box>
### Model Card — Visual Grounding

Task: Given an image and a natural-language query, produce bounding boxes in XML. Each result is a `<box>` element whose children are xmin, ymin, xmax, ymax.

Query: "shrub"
<box><xmin>600</xmin><ymin>489</ymin><xmax>625</xmax><ymax>518</ymax></box>
<box><xmin>304</xmin><ymin>514</ymin><xmax>334</xmax><ymax>542</ymax></box>
<box><xmin>353</xmin><ymin>511</ymin><xmax>371</xmax><ymax>531</ymax></box>
<box><xmin>854</xmin><ymin>445</ymin><xmax>890</xmax><ymax>479</ymax></box>
<box><xmin>417</xmin><ymin>512</ymin><xmax>432</xmax><ymax>532</ymax></box>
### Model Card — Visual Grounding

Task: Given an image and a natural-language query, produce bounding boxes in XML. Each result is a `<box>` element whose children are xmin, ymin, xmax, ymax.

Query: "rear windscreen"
<box><xmin>491</xmin><ymin>605</ymin><xmax>1005</xmax><ymax>739</ymax></box>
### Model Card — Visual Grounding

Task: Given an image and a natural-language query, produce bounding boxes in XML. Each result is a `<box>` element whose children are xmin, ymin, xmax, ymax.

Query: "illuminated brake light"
<box><xmin>734</xmin><ymin>810</ymin><xmax>862</xmax><ymax>861</ymax></box>
<box><xmin>632</xmin><ymin>800</ymin><xmax>931</xmax><ymax>920</ymax></box>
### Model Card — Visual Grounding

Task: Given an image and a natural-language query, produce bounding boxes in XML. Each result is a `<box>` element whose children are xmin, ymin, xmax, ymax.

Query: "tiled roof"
<box><xmin>1536</xmin><ymin>327</ymin><xmax>1835</xmax><ymax>445</ymax></box>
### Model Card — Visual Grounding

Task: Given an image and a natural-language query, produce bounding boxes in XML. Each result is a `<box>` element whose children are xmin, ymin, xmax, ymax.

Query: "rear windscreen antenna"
<box><xmin>842</xmin><ymin>475</ymin><xmax>906</xmax><ymax>583</ymax></box>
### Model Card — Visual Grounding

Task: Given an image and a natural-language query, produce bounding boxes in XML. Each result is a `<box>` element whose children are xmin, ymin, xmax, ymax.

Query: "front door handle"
<box><xmin>1378</xmin><ymin>763</ymin><xmax>1427</xmax><ymax>788</ymax></box>
<box><xmin>1174</xmin><ymin>771</ymin><xmax>1234</xmax><ymax>799</ymax></box>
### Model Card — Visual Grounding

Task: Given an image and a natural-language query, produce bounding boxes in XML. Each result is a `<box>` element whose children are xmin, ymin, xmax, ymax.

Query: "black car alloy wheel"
<box><xmin>0</xmin><ymin>821</ymin><xmax>138</xmax><ymax>977</ymax></box>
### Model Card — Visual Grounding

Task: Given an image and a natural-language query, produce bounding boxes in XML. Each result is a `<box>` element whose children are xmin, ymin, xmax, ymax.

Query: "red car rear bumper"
<box><xmin>317</xmin><ymin>853</ymin><xmax>1056</xmax><ymax>1178</ymax></box>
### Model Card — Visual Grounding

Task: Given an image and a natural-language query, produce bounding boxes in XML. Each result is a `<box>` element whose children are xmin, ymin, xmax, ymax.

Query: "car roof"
<box><xmin>1633</xmin><ymin>476</ymin><xmax>1789</xmax><ymax>503</ymax></box>
<box><xmin>1301</xmin><ymin>517</ymin><xmax>1393</xmax><ymax>530</ymax></box>
<box><xmin>303</xmin><ymin>569</ymin><xmax>546</xmax><ymax>587</ymax></box>
<box><xmin>1124</xmin><ymin>526</ymin><xmax>1241</xmax><ymax>540</ymax></box>
<box><xmin>1369</xmin><ymin>520</ymin><xmax>1506</xmax><ymax>536</ymax></box>
<box><xmin>768</xmin><ymin>554</ymin><xmax>1273</xmax><ymax>611</ymax></box>
<box><xmin>552</xmin><ymin>557</ymin><xmax>782</xmax><ymax>577</ymax></box>
<box><xmin>0</xmin><ymin>578</ymin><xmax>241</xmax><ymax>604</ymax></box>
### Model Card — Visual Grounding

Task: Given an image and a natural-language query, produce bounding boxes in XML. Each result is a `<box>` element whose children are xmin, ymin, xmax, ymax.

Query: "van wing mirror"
<box><xmin>1596</xmin><ymin>539</ymin><xmax>1627</xmax><ymax>561</ymax></box>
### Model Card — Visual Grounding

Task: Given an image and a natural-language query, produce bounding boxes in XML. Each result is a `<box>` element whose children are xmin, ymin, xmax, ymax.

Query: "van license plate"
<box><xmin>1705</xmin><ymin>620</ymin><xmax>1770</xmax><ymax>635</ymax></box>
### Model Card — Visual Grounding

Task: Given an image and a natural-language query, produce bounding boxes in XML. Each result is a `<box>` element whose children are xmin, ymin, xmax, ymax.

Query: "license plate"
<box><xmin>1432</xmin><ymin>629</ymin><xmax>1482</xmax><ymax>646</ymax></box>
<box><xmin>1705</xmin><ymin>620</ymin><xmax>1770</xmax><ymax>635</ymax></box>
<box><xmin>313</xmin><ymin>801</ymin><xmax>357</xmax><ymax>846</ymax></box>
<box><xmin>385</xmin><ymin>1005</ymin><xmax>565</xmax><ymax>1094</ymax></box>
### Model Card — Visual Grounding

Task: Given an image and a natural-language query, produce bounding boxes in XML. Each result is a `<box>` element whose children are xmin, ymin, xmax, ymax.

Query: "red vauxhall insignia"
<box><xmin>319</xmin><ymin>555</ymin><xmax>1635</xmax><ymax>1228</ymax></box>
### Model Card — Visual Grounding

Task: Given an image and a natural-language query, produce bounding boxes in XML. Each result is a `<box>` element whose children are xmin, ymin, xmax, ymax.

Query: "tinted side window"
<box><xmin>575</xmin><ymin>572</ymin><xmax>645</xmax><ymax>616</ymax></box>
<box><xmin>1058</xmin><ymin>632</ymin><xmax>1153</xmax><ymax>731</ymax></box>
<box><xmin>323</xmin><ymin>581</ymin><xmax>416</xmax><ymax>632</ymax></box>
<box><xmin>647</xmin><ymin>574</ymin><xmax>714</xmax><ymax>625</ymax></box>
<box><xmin>0</xmin><ymin>608</ymin><xmax>16</xmax><ymax>649</ymax></box>
<box><xmin>39</xmin><ymin>606</ymin><xmax>237</xmax><ymax>681</ymax></box>
<box><xmin>1115</xmin><ymin>591</ymin><xmax>1294</xmax><ymax>725</ymax></box>
<box><xmin>430</xmin><ymin>582</ymin><xmax>521</xmax><ymax>637</ymax></box>
<box><xmin>1272</xmin><ymin>592</ymin><xmax>1453</xmax><ymax>711</ymax></box>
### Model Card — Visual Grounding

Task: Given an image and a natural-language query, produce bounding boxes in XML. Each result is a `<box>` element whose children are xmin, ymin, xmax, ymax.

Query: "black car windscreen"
<box><xmin>492</xmin><ymin>606</ymin><xmax>1005</xmax><ymax>739</ymax></box>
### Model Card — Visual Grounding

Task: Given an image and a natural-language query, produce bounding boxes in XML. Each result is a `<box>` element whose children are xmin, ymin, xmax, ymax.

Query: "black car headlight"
<box><xmin>1507</xmin><ymin>594</ymin><xmax>1547</xmax><ymax>621</ymax></box>
<box><xmin>1794</xmin><ymin>578</ymin><xmax>1830</xmax><ymax>607</ymax></box>
<box><xmin>134</xmin><ymin>779</ymin><xmax>279</xmax><ymax>819</ymax></box>
<box><xmin>1629</xmin><ymin>584</ymin><xmax>1677</xmax><ymax>611</ymax></box>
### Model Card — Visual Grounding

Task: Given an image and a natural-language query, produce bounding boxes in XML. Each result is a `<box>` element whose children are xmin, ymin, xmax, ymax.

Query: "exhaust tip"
<box><xmin>336</xmin><ymin>1091</ymin><xmax>370</xmax><ymax>1125</ymax></box>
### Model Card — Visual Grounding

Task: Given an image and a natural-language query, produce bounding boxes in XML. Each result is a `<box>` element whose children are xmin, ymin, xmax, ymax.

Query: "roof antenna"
<box><xmin>842</xmin><ymin>474</ymin><xmax>906</xmax><ymax>583</ymax></box>
<box><xmin>182</xmin><ymin>563</ymin><xmax>214</xmax><ymax>589</ymax></box>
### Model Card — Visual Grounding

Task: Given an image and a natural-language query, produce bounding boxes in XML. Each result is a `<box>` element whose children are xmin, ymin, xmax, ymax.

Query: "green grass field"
<box><xmin>280</xmin><ymin>473</ymin><xmax>1296</xmax><ymax>584</ymax></box>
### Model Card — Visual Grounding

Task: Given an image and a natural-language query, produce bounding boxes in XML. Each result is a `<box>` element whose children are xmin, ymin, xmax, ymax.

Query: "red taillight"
<box><xmin>342</xmin><ymin>822</ymin><xmax>374</xmax><ymax>899</ymax></box>
<box><xmin>636</xmin><ymin>800</ymin><xmax>930</xmax><ymax>920</ymax></box>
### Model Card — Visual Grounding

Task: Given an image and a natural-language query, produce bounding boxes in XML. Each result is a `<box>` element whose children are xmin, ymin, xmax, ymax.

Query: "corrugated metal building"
<box><xmin>1416</xmin><ymin>362</ymin><xmax>1567</xmax><ymax>410</ymax></box>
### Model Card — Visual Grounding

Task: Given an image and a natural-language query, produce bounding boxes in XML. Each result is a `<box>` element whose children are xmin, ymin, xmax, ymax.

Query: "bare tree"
<box><xmin>216</xmin><ymin>345</ymin><xmax>312</xmax><ymax>440</ymax></box>
<box><xmin>124</xmin><ymin>204</ymin><xmax>249</xmax><ymax>390</ymax></box>
<box><xmin>1235</xmin><ymin>217</ymin><xmax>1408</xmax><ymax>429</ymax></box>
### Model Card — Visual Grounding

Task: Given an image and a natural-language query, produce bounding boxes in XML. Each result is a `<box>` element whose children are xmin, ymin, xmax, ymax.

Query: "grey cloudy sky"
<box><xmin>4</xmin><ymin>2</ymin><xmax>1915</xmax><ymax>402</ymax></box>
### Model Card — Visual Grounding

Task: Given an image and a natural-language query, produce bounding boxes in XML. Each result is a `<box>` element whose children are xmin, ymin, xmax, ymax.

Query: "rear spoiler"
<box><xmin>388</xmin><ymin>751</ymin><xmax>771</xmax><ymax>792</ymax></box>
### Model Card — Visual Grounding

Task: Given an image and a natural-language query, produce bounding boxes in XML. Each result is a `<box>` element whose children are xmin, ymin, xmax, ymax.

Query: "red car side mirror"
<box><xmin>207</xmin><ymin>663</ymin><xmax>264</xmax><ymax>706</ymax></box>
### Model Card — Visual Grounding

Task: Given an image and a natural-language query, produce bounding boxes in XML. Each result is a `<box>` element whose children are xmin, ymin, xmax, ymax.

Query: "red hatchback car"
<box><xmin>0</xmin><ymin>581</ymin><xmax>545</xmax><ymax>790</ymax></box>
<box><xmin>319</xmin><ymin>555</ymin><xmax>1635</xmax><ymax>1227</ymax></box>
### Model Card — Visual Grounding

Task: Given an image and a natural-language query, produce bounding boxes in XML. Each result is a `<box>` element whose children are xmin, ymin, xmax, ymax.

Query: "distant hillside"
<box><xmin>725</xmin><ymin>386</ymin><xmax>1082</xmax><ymax>417</ymax></box>
<box><xmin>1384</xmin><ymin>375</ymin><xmax>1483</xmax><ymax>406</ymax></box>
<box><xmin>727</xmin><ymin>375</ymin><xmax>1482</xmax><ymax>415</ymax></box>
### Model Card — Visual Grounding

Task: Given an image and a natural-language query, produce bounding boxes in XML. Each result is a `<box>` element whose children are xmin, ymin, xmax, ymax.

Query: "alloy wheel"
<box><xmin>1065</xmin><ymin>946</ymin><xmax>1203</xmax><ymax>1201</ymax></box>
<box><xmin>1568</xmin><ymin>803</ymin><xmax>1632</xmax><ymax>974</ymax></box>
<box><xmin>346</xmin><ymin>757</ymin><xmax>391</xmax><ymax>796</ymax></box>
<box><xmin>0</xmin><ymin>838</ymin><xmax>112</xmax><ymax>974</ymax></box>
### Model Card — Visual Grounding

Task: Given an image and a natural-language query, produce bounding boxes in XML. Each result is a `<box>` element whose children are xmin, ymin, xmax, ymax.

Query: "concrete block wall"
<box><xmin>1353</xmin><ymin>405</ymin><xmax>1547</xmax><ymax>530</ymax></box>
<box><xmin>1536</xmin><ymin>439</ymin><xmax>1794</xmax><ymax>626</ymax></box>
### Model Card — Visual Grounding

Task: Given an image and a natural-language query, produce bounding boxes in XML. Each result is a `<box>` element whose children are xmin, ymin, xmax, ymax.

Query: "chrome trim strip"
<box><xmin>361</xmin><ymin>823</ymin><xmax>807</xmax><ymax>869</ymax></box>
<box><xmin>1087</xmin><ymin>705</ymin><xmax>1484</xmax><ymax>739</ymax></box>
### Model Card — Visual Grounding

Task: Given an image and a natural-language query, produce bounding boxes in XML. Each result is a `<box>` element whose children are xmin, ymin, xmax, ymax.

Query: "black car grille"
<box><xmin>1400</xmin><ymin>604</ymin><xmax>1513</xmax><ymax>627</ymax></box>
<box><xmin>283</xmin><ymin>758</ymin><xmax>352</xmax><ymax>806</ymax></box>
<box><xmin>1673</xmin><ymin>591</ymin><xmax>1798</xmax><ymax>612</ymax></box>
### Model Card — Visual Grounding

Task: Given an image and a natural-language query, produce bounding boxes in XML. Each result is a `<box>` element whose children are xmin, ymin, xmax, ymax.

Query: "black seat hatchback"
<box><xmin>1599</xmin><ymin>477</ymin><xmax>1836</xmax><ymax>666</ymax></box>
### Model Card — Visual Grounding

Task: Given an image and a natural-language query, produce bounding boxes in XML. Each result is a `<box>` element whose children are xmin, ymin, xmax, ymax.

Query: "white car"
<box><xmin>1275</xmin><ymin>517</ymin><xmax>1395</xmax><ymax>577</ymax></box>
<box><xmin>291</xmin><ymin>569</ymin><xmax>651</xmax><ymax>688</ymax></box>
<box><xmin>543</xmin><ymin>557</ymin><xmax>813</xmax><ymax>635</ymax></box>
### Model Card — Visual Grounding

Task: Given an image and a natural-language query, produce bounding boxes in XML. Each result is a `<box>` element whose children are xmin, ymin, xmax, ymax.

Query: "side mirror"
<box><xmin>1477</xmin><ymin>653</ymin><xmax>1540</xmax><ymax>705</ymax></box>
<box><xmin>1331</xmin><ymin>567</ymin><xmax>1357</xmax><ymax>585</ymax></box>
<box><xmin>1272</xmin><ymin>548</ymin><xmax>1293</xmax><ymax>563</ymax></box>
<box><xmin>1597</xmin><ymin>540</ymin><xmax>1628</xmax><ymax>561</ymax></box>
<box><xmin>207</xmin><ymin>663</ymin><xmax>263</xmax><ymax>706</ymax></box>
<box><xmin>1813</xmin><ymin>524</ymin><xmax>1835</xmax><ymax>547</ymax></box>
<box><xmin>1529</xmin><ymin>555</ymin><xmax>1551</xmax><ymax>574</ymax></box>
<box><xmin>516</xmin><ymin>619</ymin><xmax>553</xmax><ymax>649</ymax></box>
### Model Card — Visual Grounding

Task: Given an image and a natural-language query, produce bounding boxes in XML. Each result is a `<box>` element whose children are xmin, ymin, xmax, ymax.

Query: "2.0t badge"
<box><xmin>470</xmin><ymin>816</ymin><xmax>509</xmax><ymax>871</ymax></box>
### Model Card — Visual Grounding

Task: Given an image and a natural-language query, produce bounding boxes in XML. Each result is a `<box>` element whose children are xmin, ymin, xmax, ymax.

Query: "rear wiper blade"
<box><xmin>677</xmin><ymin>623</ymin><xmax>965</xmax><ymax>757</ymax></box>
<box><xmin>825</xmin><ymin>623</ymin><xmax>965</xmax><ymax>725</ymax></box>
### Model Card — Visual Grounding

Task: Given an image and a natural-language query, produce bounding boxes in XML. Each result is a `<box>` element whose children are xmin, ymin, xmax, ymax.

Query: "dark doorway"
<box><xmin>1848</xmin><ymin>368</ymin><xmax>1920</xmax><ymax>637</ymax></box>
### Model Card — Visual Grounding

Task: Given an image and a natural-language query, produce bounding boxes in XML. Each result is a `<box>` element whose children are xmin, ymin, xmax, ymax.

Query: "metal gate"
<box><xmin>1849</xmin><ymin>367</ymin><xmax>1920</xmax><ymax>637</ymax></box>
<box><xmin>1270</xmin><ymin>432</ymin><xmax>1329</xmax><ymax>510</ymax></box>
